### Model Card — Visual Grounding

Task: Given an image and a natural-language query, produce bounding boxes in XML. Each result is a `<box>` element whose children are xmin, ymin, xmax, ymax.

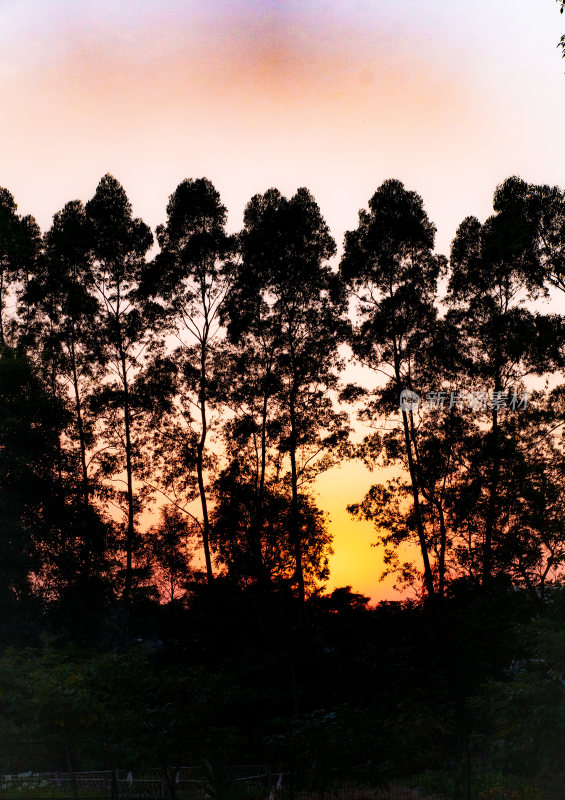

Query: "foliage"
<box><xmin>1</xmin><ymin>172</ymin><xmax>565</xmax><ymax>785</ymax></box>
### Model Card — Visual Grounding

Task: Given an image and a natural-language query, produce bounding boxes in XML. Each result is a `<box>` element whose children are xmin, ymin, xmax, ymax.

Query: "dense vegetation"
<box><xmin>1</xmin><ymin>173</ymin><xmax>565</xmax><ymax>792</ymax></box>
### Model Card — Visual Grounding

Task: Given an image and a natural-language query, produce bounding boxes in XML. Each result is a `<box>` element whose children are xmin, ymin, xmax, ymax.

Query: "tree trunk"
<box><xmin>483</xmin><ymin>399</ymin><xmax>501</xmax><ymax>588</ymax></box>
<box><xmin>437</xmin><ymin>504</ymin><xmax>448</xmax><ymax>600</ymax></box>
<box><xmin>197</xmin><ymin>340</ymin><xmax>214</xmax><ymax>583</ymax></box>
<box><xmin>249</xmin><ymin>381</ymin><xmax>271</xmax><ymax>585</ymax></box>
<box><xmin>70</xmin><ymin>332</ymin><xmax>89</xmax><ymax>509</ymax></box>
<box><xmin>394</xmin><ymin>334</ymin><xmax>435</xmax><ymax>600</ymax></box>
<box><xmin>119</xmin><ymin>347</ymin><xmax>135</xmax><ymax>613</ymax></box>
<box><xmin>401</xmin><ymin>407</ymin><xmax>436</xmax><ymax>599</ymax></box>
<box><xmin>289</xmin><ymin>388</ymin><xmax>305</xmax><ymax>608</ymax></box>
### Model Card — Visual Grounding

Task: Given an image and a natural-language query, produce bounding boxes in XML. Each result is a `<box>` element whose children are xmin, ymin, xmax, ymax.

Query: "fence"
<box><xmin>0</xmin><ymin>766</ymin><xmax>559</xmax><ymax>800</ymax></box>
<box><xmin>0</xmin><ymin>766</ymin><xmax>282</xmax><ymax>800</ymax></box>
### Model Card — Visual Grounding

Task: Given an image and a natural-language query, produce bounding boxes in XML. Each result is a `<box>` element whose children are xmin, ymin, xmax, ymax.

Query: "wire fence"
<box><xmin>0</xmin><ymin>766</ymin><xmax>558</xmax><ymax>800</ymax></box>
<box><xmin>0</xmin><ymin>766</ymin><xmax>282</xmax><ymax>800</ymax></box>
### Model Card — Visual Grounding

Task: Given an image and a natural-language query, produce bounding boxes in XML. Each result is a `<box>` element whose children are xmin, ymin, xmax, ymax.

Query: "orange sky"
<box><xmin>2</xmin><ymin>0</ymin><xmax>565</xmax><ymax>601</ymax></box>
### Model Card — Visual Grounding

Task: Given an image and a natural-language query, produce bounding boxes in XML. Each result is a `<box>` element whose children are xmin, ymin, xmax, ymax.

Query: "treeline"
<box><xmin>1</xmin><ymin>174</ymin><xmax>565</xmax><ymax>636</ymax></box>
<box><xmin>2</xmin><ymin>174</ymin><xmax>565</xmax><ymax>785</ymax></box>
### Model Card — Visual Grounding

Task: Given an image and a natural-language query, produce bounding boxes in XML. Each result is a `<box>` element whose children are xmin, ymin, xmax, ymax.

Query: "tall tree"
<box><xmin>230</xmin><ymin>187</ymin><xmax>348</xmax><ymax>606</ymax></box>
<box><xmin>447</xmin><ymin>203</ymin><xmax>545</xmax><ymax>587</ymax></box>
<box><xmin>27</xmin><ymin>201</ymin><xmax>100</xmax><ymax>510</ymax></box>
<box><xmin>217</xmin><ymin>290</ymin><xmax>285</xmax><ymax>587</ymax></box>
<box><xmin>18</xmin><ymin>201</ymin><xmax>120</xmax><ymax>620</ymax></box>
<box><xmin>141</xmin><ymin>178</ymin><xmax>234</xmax><ymax>584</ymax></box>
<box><xmin>85</xmin><ymin>174</ymin><xmax>153</xmax><ymax>611</ymax></box>
<box><xmin>340</xmin><ymin>179</ymin><xmax>445</xmax><ymax>600</ymax></box>
<box><xmin>0</xmin><ymin>189</ymin><xmax>40</xmax><ymax>347</ymax></box>
<box><xmin>348</xmin><ymin>180</ymin><xmax>563</xmax><ymax>598</ymax></box>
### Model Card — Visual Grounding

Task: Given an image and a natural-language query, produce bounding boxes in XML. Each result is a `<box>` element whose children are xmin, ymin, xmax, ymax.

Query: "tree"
<box><xmin>141</xmin><ymin>178</ymin><xmax>234</xmax><ymax>584</ymax></box>
<box><xmin>212</xmin><ymin>318</ymin><xmax>285</xmax><ymax>587</ymax></box>
<box><xmin>0</xmin><ymin>347</ymin><xmax>68</xmax><ymax>636</ymax></box>
<box><xmin>0</xmin><ymin>189</ymin><xmax>40</xmax><ymax>347</ymax></box>
<box><xmin>85</xmin><ymin>174</ymin><xmax>153</xmax><ymax>612</ymax></box>
<box><xmin>447</xmin><ymin>195</ymin><xmax>552</xmax><ymax>587</ymax></box>
<box><xmin>31</xmin><ymin>201</ymin><xmax>100</xmax><ymax>509</ymax></box>
<box><xmin>340</xmin><ymin>179</ymin><xmax>445</xmax><ymax>600</ymax></box>
<box><xmin>24</xmin><ymin>200</ymin><xmax>108</xmax><ymax>564</ymax></box>
<box><xmin>211</xmin><ymin>468</ymin><xmax>333</xmax><ymax>593</ymax></box>
<box><xmin>228</xmin><ymin>187</ymin><xmax>348</xmax><ymax>606</ymax></box>
<box><xmin>18</xmin><ymin>200</ymin><xmax>120</xmax><ymax>635</ymax></box>
<box><xmin>489</xmin><ymin>176</ymin><xmax>565</xmax><ymax>294</ymax></box>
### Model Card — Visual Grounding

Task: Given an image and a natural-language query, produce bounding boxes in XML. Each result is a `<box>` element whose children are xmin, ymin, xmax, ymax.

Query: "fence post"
<box><xmin>111</xmin><ymin>768</ymin><xmax>118</xmax><ymax>800</ymax></box>
<box><xmin>166</xmin><ymin>767</ymin><xmax>177</xmax><ymax>800</ymax></box>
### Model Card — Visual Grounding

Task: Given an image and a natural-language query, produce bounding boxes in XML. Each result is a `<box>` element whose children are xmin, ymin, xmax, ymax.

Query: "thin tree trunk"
<box><xmin>483</xmin><ymin>401</ymin><xmax>501</xmax><ymax>588</ymax></box>
<box><xmin>394</xmin><ymin>336</ymin><xmax>435</xmax><ymax>599</ymax></box>
<box><xmin>289</xmin><ymin>387</ymin><xmax>305</xmax><ymax>608</ymax></box>
<box><xmin>249</xmin><ymin>381</ymin><xmax>271</xmax><ymax>585</ymax></box>
<box><xmin>70</xmin><ymin>332</ymin><xmax>89</xmax><ymax>509</ymax></box>
<box><xmin>437</xmin><ymin>505</ymin><xmax>448</xmax><ymax>600</ymax></box>
<box><xmin>401</xmin><ymin>407</ymin><xmax>436</xmax><ymax>599</ymax></box>
<box><xmin>119</xmin><ymin>346</ymin><xmax>135</xmax><ymax>611</ymax></box>
<box><xmin>408</xmin><ymin>405</ymin><xmax>453</xmax><ymax>601</ymax></box>
<box><xmin>197</xmin><ymin>338</ymin><xmax>214</xmax><ymax>583</ymax></box>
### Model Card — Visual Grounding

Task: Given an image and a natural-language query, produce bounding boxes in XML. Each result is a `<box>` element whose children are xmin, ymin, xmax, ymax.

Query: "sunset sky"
<box><xmin>2</xmin><ymin>0</ymin><xmax>565</xmax><ymax>601</ymax></box>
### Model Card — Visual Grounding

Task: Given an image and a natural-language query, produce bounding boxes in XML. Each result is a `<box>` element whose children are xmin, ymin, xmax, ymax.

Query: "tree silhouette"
<box><xmin>0</xmin><ymin>189</ymin><xmax>40</xmax><ymax>347</ymax></box>
<box><xmin>0</xmin><ymin>347</ymin><xmax>68</xmax><ymax>624</ymax></box>
<box><xmin>340</xmin><ymin>179</ymin><xmax>445</xmax><ymax>599</ymax></box>
<box><xmin>16</xmin><ymin>200</ymin><xmax>120</xmax><ymax>630</ymax></box>
<box><xmin>229</xmin><ymin>187</ymin><xmax>347</xmax><ymax>606</ymax></box>
<box><xmin>447</xmin><ymin>195</ymin><xmax>550</xmax><ymax>587</ymax></box>
<box><xmin>26</xmin><ymin>201</ymin><xmax>101</xmax><ymax>509</ymax></box>
<box><xmin>141</xmin><ymin>178</ymin><xmax>234</xmax><ymax>584</ymax></box>
<box><xmin>211</xmin><ymin>466</ymin><xmax>333</xmax><ymax>592</ymax></box>
<box><xmin>85</xmin><ymin>174</ymin><xmax>153</xmax><ymax>613</ymax></box>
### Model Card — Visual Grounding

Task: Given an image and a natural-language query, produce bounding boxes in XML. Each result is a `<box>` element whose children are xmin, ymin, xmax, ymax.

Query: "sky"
<box><xmin>2</xmin><ymin>0</ymin><xmax>565</xmax><ymax>602</ymax></box>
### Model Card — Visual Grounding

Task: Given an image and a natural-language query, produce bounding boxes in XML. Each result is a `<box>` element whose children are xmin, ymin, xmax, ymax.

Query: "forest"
<box><xmin>1</xmin><ymin>172</ymin><xmax>565</xmax><ymax>796</ymax></box>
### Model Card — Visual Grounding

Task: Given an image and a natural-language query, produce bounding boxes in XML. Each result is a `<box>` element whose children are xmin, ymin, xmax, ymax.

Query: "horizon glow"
<box><xmin>2</xmin><ymin>0</ymin><xmax>565</xmax><ymax>602</ymax></box>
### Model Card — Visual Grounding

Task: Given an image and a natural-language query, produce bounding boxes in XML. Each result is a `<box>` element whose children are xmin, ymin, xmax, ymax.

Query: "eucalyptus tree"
<box><xmin>340</xmin><ymin>179</ymin><xmax>445</xmax><ymax>600</ymax></box>
<box><xmin>228</xmin><ymin>187</ymin><xmax>348</xmax><ymax>606</ymax></box>
<box><xmin>0</xmin><ymin>188</ymin><xmax>40</xmax><ymax>347</ymax></box>
<box><xmin>489</xmin><ymin>176</ymin><xmax>565</xmax><ymax>295</ymax></box>
<box><xmin>216</xmin><ymin>281</ymin><xmax>285</xmax><ymax>587</ymax></box>
<box><xmin>17</xmin><ymin>200</ymin><xmax>121</xmax><ymax>608</ymax></box>
<box><xmin>27</xmin><ymin>201</ymin><xmax>100</xmax><ymax>508</ymax></box>
<box><xmin>447</xmin><ymin>203</ymin><xmax>547</xmax><ymax>587</ymax></box>
<box><xmin>141</xmin><ymin>178</ymin><xmax>234</xmax><ymax>584</ymax></box>
<box><xmin>472</xmin><ymin>176</ymin><xmax>565</xmax><ymax>590</ymax></box>
<box><xmin>85</xmin><ymin>174</ymin><xmax>153</xmax><ymax>608</ymax></box>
